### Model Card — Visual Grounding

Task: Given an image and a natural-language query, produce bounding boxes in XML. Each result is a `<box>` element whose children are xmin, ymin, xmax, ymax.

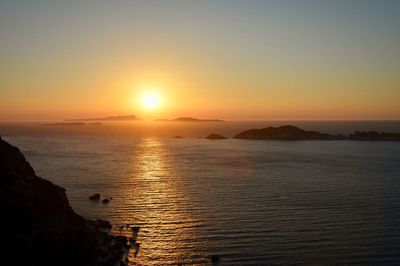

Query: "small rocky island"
<box><xmin>0</xmin><ymin>137</ymin><xmax>129</xmax><ymax>266</ymax></box>
<box><xmin>234</xmin><ymin>125</ymin><xmax>345</xmax><ymax>140</ymax></box>
<box><xmin>206</xmin><ymin>133</ymin><xmax>228</xmax><ymax>140</ymax></box>
<box><xmin>232</xmin><ymin>125</ymin><xmax>400</xmax><ymax>141</ymax></box>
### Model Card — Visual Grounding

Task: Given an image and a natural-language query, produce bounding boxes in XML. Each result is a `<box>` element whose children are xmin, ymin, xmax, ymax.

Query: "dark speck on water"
<box><xmin>89</xmin><ymin>193</ymin><xmax>100</xmax><ymax>201</ymax></box>
<box><xmin>102</xmin><ymin>198</ymin><xmax>110</xmax><ymax>204</ymax></box>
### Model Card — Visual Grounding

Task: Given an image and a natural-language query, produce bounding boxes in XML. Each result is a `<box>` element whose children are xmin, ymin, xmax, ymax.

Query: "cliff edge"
<box><xmin>0</xmin><ymin>137</ymin><xmax>127</xmax><ymax>266</ymax></box>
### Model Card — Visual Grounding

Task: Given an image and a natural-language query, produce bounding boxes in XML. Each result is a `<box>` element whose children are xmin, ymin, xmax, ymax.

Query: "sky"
<box><xmin>1</xmin><ymin>0</ymin><xmax>400</xmax><ymax>121</ymax></box>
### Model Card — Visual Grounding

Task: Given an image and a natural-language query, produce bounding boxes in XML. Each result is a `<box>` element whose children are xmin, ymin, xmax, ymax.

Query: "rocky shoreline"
<box><xmin>0</xmin><ymin>136</ymin><xmax>129</xmax><ymax>266</ymax></box>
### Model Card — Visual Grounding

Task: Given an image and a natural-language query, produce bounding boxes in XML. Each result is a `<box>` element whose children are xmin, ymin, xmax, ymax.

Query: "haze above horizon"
<box><xmin>1</xmin><ymin>0</ymin><xmax>400</xmax><ymax>121</ymax></box>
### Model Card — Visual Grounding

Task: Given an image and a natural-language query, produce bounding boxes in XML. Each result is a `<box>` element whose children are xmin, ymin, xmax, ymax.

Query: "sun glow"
<box><xmin>140</xmin><ymin>91</ymin><xmax>161</xmax><ymax>110</ymax></box>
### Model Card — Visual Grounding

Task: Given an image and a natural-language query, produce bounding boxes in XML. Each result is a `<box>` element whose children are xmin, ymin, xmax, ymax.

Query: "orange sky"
<box><xmin>1</xmin><ymin>1</ymin><xmax>399</xmax><ymax>121</ymax></box>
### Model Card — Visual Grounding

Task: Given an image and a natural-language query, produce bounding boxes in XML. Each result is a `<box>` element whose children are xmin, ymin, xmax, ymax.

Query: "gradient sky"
<box><xmin>1</xmin><ymin>0</ymin><xmax>399</xmax><ymax>120</ymax></box>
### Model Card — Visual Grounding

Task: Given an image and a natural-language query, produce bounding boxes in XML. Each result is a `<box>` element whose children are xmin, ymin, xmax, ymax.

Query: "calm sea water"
<box><xmin>2</xmin><ymin>121</ymin><xmax>400</xmax><ymax>265</ymax></box>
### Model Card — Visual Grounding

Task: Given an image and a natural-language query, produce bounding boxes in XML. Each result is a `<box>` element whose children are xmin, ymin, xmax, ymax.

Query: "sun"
<box><xmin>140</xmin><ymin>91</ymin><xmax>161</xmax><ymax>110</ymax></box>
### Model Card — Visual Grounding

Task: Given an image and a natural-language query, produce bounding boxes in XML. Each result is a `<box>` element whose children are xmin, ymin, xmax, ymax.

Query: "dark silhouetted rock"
<box><xmin>96</xmin><ymin>219</ymin><xmax>112</xmax><ymax>230</ymax></box>
<box><xmin>89</xmin><ymin>193</ymin><xmax>100</xmax><ymax>201</ymax></box>
<box><xmin>0</xmin><ymin>136</ymin><xmax>128</xmax><ymax>266</ymax></box>
<box><xmin>206</xmin><ymin>133</ymin><xmax>227</xmax><ymax>140</ymax></box>
<box><xmin>348</xmin><ymin>131</ymin><xmax>400</xmax><ymax>141</ymax></box>
<box><xmin>102</xmin><ymin>198</ymin><xmax>110</xmax><ymax>204</ymax></box>
<box><xmin>234</xmin><ymin>125</ymin><xmax>345</xmax><ymax>140</ymax></box>
<box><xmin>211</xmin><ymin>255</ymin><xmax>221</xmax><ymax>264</ymax></box>
<box><xmin>173</xmin><ymin>135</ymin><xmax>184</xmax><ymax>138</ymax></box>
<box><xmin>130</xmin><ymin>226</ymin><xmax>140</xmax><ymax>233</ymax></box>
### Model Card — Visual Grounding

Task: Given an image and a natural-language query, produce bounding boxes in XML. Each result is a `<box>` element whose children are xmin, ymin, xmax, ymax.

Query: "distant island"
<box><xmin>65</xmin><ymin>115</ymin><xmax>140</xmax><ymax>121</ymax></box>
<box><xmin>234</xmin><ymin>125</ymin><xmax>345</xmax><ymax>140</ymax></box>
<box><xmin>155</xmin><ymin>117</ymin><xmax>224</xmax><ymax>122</ymax></box>
<box><xmin>43</xmin><ymin>122</ymin><xmax>86</xmax><ymax>126</ymax></box>
<box><xmin>43</xmin><ymin>122</ymin><xmax>102</xmax><ymax>126</ymax></box>
<box><xmin>348</xmin><ymin>131</ymin><xmax>400</xmax><ymax>141</ymax></box>
<box><xmin>232</xmin><ymin>125</ymin><xmax>400</xmax><ymax>141</ymax></box>
<box><xmin>206</xmin><ymin>133</ymin><xmax>228</xmax><ymax>140</ymax></box>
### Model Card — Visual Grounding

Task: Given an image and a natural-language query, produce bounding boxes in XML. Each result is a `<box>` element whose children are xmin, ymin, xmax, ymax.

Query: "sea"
<box><xmin>1</xmin><ymin>120</ymin><xmax>400</xmax><ymax>265</ymax></box>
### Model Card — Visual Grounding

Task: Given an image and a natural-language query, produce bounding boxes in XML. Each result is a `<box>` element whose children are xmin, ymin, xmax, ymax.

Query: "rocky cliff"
<box><xmin>0</xmin><ymin>137</ymin><xmax>127</xmax><ymax>266</ymax></box>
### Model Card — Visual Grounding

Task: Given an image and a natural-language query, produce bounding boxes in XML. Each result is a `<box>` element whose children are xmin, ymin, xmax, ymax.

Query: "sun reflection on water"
<box><xmin>116</xmin><ymin>138</ymin><xmax>205</xmax><ymax>265</ymax></box>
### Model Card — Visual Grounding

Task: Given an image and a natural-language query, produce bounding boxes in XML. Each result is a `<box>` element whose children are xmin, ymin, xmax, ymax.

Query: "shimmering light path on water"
<box><xmin>6</xmin><ymin>136</ymin><xmax>400</xmax><ymax>265</ymax></box>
